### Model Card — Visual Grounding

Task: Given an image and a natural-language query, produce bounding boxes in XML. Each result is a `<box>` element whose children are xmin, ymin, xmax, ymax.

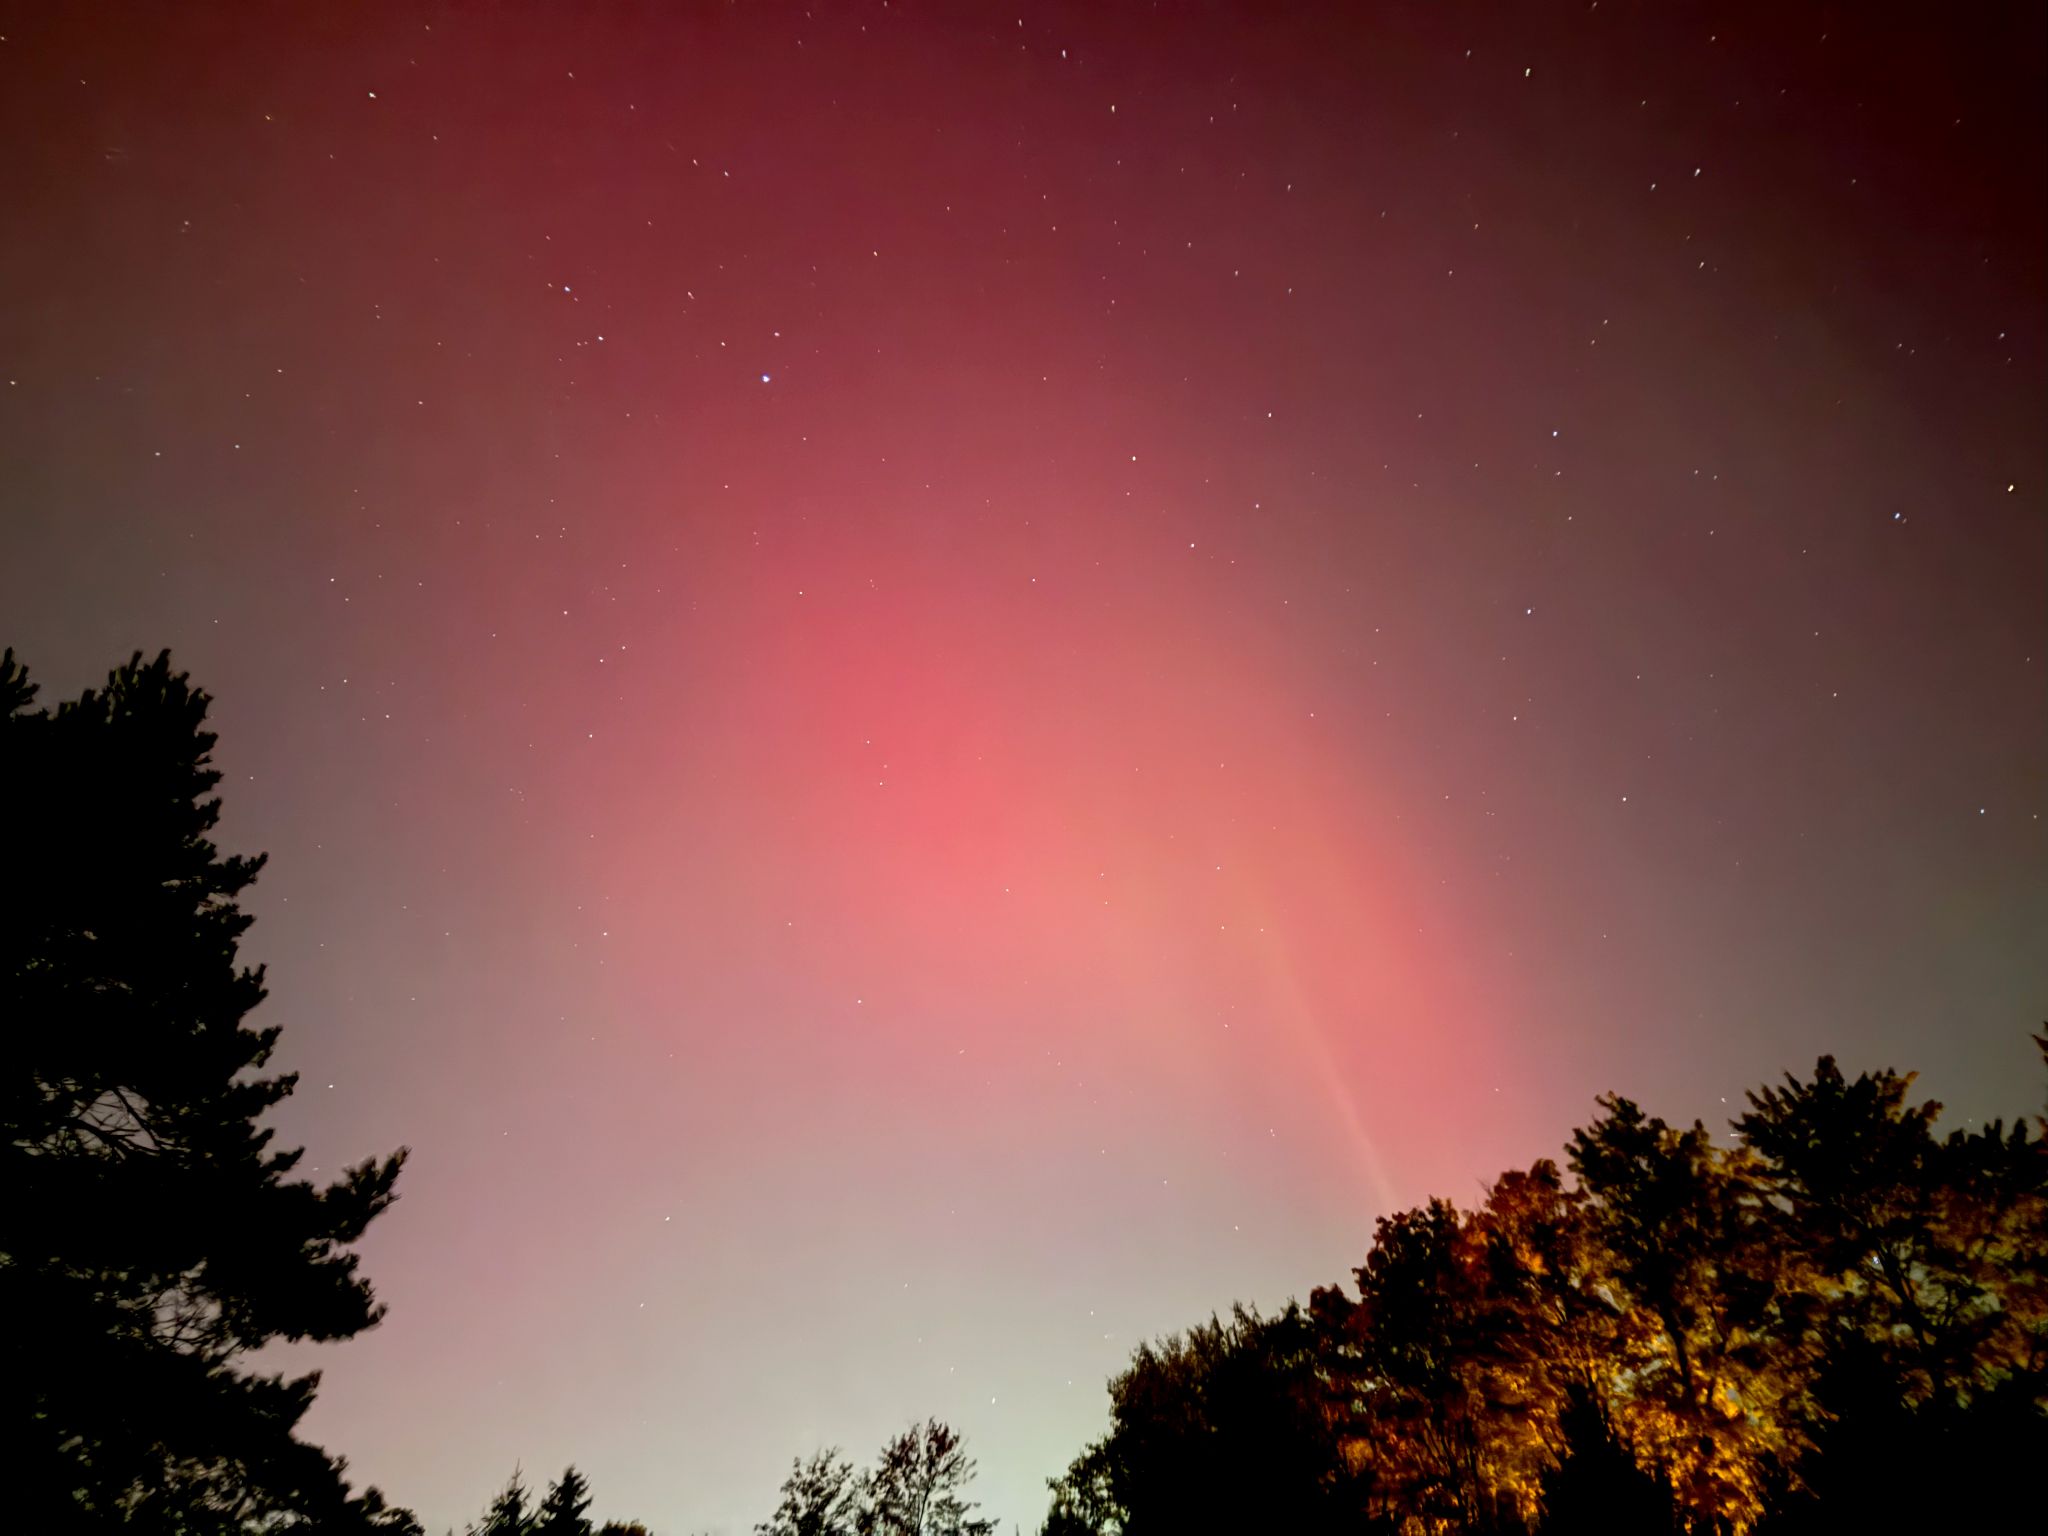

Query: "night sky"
<box><xmin>3</xmin><ymin>3</ymin><xmax>2044</xmax><ymax>1531</ymax></box>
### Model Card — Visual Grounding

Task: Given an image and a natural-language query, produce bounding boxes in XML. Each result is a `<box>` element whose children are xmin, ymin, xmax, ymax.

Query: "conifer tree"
<box><xmin>474</xmin><ymin>1471</ymin><xmax>534</xmax><ymax>1536</ymax></box>
<box><xmin>535</xmin><ymin>1467</ymin><xmax>596</xmax><ymax>1536</ymax></box>
<box><xmin>0</xmin><ymin>650</ymin><xmax>413</xmax><ymax>1531</ymax></box>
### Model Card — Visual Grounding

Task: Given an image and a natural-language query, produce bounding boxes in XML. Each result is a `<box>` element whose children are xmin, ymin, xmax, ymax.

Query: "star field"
<box><xmin>1</xmin><ymin>4</ymin><xmax>2043</xmax><ymax>1531</ymax></box>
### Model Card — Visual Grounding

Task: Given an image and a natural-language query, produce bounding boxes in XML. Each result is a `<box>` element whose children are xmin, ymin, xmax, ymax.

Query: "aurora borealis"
<box><xmin>2</xmin><ymin>2</ymin><xmax>2043</xmax><ymax>1530</ymax></box>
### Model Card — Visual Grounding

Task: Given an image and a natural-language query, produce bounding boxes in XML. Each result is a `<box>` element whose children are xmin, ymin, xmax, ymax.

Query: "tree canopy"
<box><xmin>1043</xmin><ymin>1043</ymin><xmax>2048</xmax><ymax>1534</ymax></box>
<box><xmin>1</xmin><ymin>650</ymin><xmax>412</xmax><ymax>1532</ymax></box>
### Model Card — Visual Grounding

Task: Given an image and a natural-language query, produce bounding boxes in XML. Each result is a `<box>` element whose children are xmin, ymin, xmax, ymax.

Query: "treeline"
<box><xmin>459</xmin><ymin>1467</ymin><xmax>642</xmax><ymax>1536</ymax></box>
<box><xmin>453</xmin><ymin>1422</ymin><xmax>993</xmax><ymax>1536</ymax></box>
<box><xmin>6</xmin><ymin>650</ymin><xmax>2044</xmax><ymax>1535</ymax></box>
<box><xmin>438</xmin><ymin>1038</ymin><xmax>2048</xmax><ymax>1536</ymax></box>
<box><xmin>1042</xmin><ymin>1050</ymin><xmax>2048</xmax><ymax>1534</ymax></box>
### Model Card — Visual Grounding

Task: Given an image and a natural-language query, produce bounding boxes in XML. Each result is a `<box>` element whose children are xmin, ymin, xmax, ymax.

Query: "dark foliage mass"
<box><xmin>1042</xmin><ymin>1051</ymin><xmax>2048</xmax><ymax>1534</ymax></box>
<box><xmin>7</xmin><ymin>649</ymin><xmax>2043</xmax><ymax>1536</ymax></box>
<box><xmin>2</xmin><ymin>650</ymin><xmax>414</xmax><ymax>1533</ymax></box>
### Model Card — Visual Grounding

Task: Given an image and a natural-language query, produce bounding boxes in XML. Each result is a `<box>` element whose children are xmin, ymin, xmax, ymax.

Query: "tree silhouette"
<box><xmin>0</xmin><ymin>650</ymin><xmax>413</xmax><ymax>1532</ymax></box>
<box><xmin>855</xmin><ymin>1421</ymin><xmax>995</xmax><ymax>1536</ymax></box>
<box><xmin>536</xmin><ymin>1467</ymin><xmax>597</xmax><ymax>1536</ymax></box>
<box><xmin>1739</xmin><ymin>1054</ymin><xmax>2048</xmax><ymax>1529</ymax></box>
<box><xmin>1044</xmin><ymin>1303</ymin><xmax>1364</xmax><ymax>1535</ymax></box>
<box><xmin>473</xmin><ymin>1471</ymin><xmax>535</xmax><ymax>1536</ymax></box>
<box><xmin>757</xmin><ymin>1448</ymin><xmax>860</xmax><ymax>1536</ymax></box>
<box><xmin>1536</xmin><ymin>1382</ymin><xmax>1678</xmax><ymax>1535</ymax></box>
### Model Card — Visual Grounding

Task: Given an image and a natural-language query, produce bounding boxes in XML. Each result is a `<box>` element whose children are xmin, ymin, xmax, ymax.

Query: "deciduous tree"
<box><xmin>856</xmin><ymin>1421</ymin><xmax>995</xmax><ymax>1536</ymax></box>
<box><xmin>756</xmin><ymin>1448</ymin><xmax>859</xmax><ymax>1536</ymax></box>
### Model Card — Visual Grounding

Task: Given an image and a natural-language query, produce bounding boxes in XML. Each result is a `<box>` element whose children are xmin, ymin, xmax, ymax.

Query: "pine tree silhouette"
<box><xmin>1</xmin><ymin>650</ymin><xmax>414</xmax><ymax>1532</ymax></box>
